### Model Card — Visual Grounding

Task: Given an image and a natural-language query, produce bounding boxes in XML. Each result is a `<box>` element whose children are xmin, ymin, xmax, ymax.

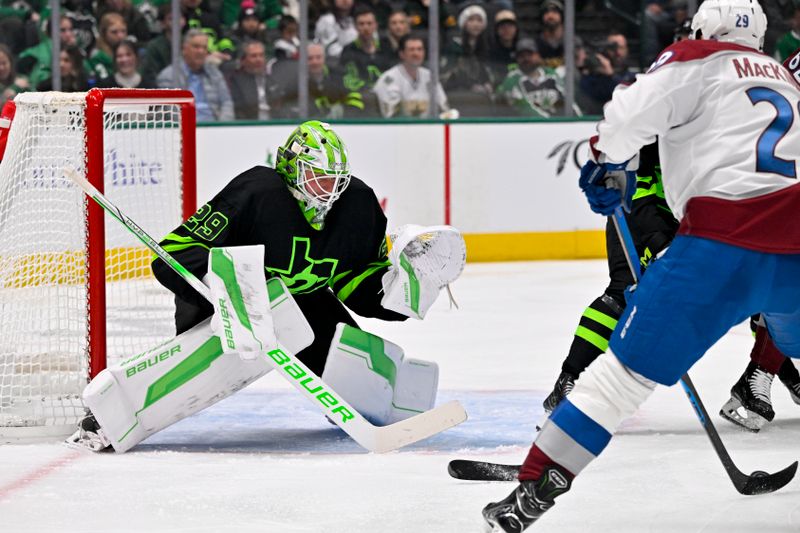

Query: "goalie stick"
<box><xmin>66</xmin><ymin>168</ymin><xmax>467</xmax><ymax>453</ymax></box>
<box><xmin>448</xmin><ymin>208</ymin><xmax>798</xmax><ymax>493</ymax></box>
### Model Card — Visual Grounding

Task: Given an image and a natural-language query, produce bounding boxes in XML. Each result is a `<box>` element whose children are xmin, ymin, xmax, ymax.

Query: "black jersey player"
<box><xmin>152</xmin><ymin>120</ymin><xmax>408</xmax><ymax>376</ymax></box>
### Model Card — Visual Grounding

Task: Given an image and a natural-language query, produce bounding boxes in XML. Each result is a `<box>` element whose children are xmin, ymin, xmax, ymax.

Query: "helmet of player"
<box><xmin>276</xmin><ymin>120</ymin><xmax>351</xmax><ymax>224</ymax></box>
<box><xmin>690</xmin><ymin>0</ymin><xmax>767</xmax><ymax>51</ymax></box>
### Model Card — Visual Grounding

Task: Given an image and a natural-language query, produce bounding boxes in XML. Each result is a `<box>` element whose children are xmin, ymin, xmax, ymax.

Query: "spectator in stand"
<box><xmin>181</xmin><ymin>0</ymin><xmax>225</xmax><ymax>53</ymax></box>
<box><xmin>227</xmin><ymin>40</ymin><xmax>278</xmax><ymax>119</ymax></box>
<box><xmin>271</xmin><ymin>42</ymin><xmax>364</xmax><ymax>118</ymax></box>
<box><xmin>157</xmin><ymin>29</ymin><xmax>234</xmax><ymax>122</ymax></box>
<box><xmin>340</xmin><ymin>5</ymin><xmax>394</xmax><ymax>100</ymax></box>
<box><xmin>273</xmin><ymin>15</ymin><xmax>300</xmax><ymax>60</ymax></box>
<box><xmin>95</xmin><ymin>39</ymin><xmax>155</xmax><ymax>88</ymax></box>
<box><xmin>89</xmin><ymin>13</ymin><xmax>128</xmax><ymax>81</ymax></box>
<box><xmin>579</xmin><ymin>29</ymin><xmax>634</xmax><ymax>114</ymax></box>
<box><xmin>488</xmin><ymin>9</ymin><xmax>520</xmax><ymax>82</ymax></box>
<box><xmin>220</xmin><ymin>0</ymin><xmax>283</xmax><ymax>30</ymax></box>
<box><xmin>96</xmin><ymin>0</ymin><xmax>150</xmax><ymax>43</ymax></box>
<box><xmin>141</xmin><ymin>4</ymin><xmax>186</xmax><ymax>83</ymax></box>
<box><xmin>763</xmin><ymin>0</ymin><xmax>795</xmax><ymax>58</ymax></box>
<box><xmin>441</xmin><ymin>3</ymin><xmax>495</xmax><ymax>117</ymax></box>
<box><xmin>495</xmin><ymin>37</ymin><xmax>578</xmax><ymax>118</ymax></box>
<box><xmin>0</xmin><ymin>0</ymin><xmax>39</xmax><ymax>55</ymax></box>
<box><xmin>373</xmin><ymin>34</ymin><xmax>453</xmax><ymax>118</ymax></box>
<box><xmin>355</xmin><ymin>0</ymin><xmax>392</xmax><ymax>27</ymax></box>
<box><xmin>403</xmin><ymin>0</ymin><xmax>457</xmax><ymax>33</ymax></box>
<box><xmin>776</xmin><ymin>6</ymin><xmax>800</xmax><ymax>62</ymax></box>
<box><xmin>640</xmin><ymin>0</ymin><xmax>690</xmax><ymax>66</ymax></box>
<box><xmin>385</xmin><ymin>9</ymin><xmax>411</xmax><ymax>57</ymax></box>
<box><xmin>0</xmin><ymin>44</ymin><xmax>29</xmax><ymax>107</ymax></box>
<box><xmin>63</xmin><ymin>0</ymin><xmax>98</xmax><ymax>56</ymax></box>
<box><xmin>535</xmin><ymin>0</ymin><xmax>564</xmax><ymax>69</ymax></box>
<box><xmin>230</xmin><ymin>3</ymin><xmax>270</xmax><ymax>49</ymax></box>
<box><xmin>606</xmin><ymin>30</ymin><xmax>635</xmax><ymax>82</ymax></box>
<box><xmin>314</xmin><ymin>0</ymin><xmax>357</xmax><ymax>61</ymax></box>
<box><xmin>17</xmin><ymin>15</ymin><xmax>77</xmax><ymax>88</ymax></box>
<box><xmin>36</xmin><ymin>44</ymin><xmax>89</xmax><ymax>92</ymax></box>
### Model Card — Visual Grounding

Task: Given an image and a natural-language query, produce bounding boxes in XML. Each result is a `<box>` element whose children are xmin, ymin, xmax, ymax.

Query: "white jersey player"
<box><xmin>482</xmin><ymin>1</ymin><xmax>800</xmax><ymax>531</ymax></box>
<box><xmin>373</xmin><ymin>34</ymin><xmax>452</xmax><ymax>118</ymax></box>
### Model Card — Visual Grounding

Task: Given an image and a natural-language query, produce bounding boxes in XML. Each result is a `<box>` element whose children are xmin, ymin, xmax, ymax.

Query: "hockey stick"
<box><xmin>610</xmin><ymin>207</ymin><xmax>797</xmax><ymax>495</ymax></box>
<box><xmin>66</xmin><ymin>168</ymin><xmax>467</xmax><ymax>453</ymax></box>
<box><xmin>448</xmin><ymin>208</ymin><xmax>798</xmax><ymax>487</ymax></box>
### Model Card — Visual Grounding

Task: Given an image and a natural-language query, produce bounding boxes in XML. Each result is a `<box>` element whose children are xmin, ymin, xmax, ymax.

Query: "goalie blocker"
<box><xmin>71</xmin><ymin>246</ymin><xmax>442</xmax><ymax>452</ymax></box>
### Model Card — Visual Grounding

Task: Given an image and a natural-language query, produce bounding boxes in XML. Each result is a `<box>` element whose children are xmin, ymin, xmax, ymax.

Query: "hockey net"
<box><xmin>0</xmin><ymin>89</ymin><xmax>196</xmax><ymax>440</ymax></box>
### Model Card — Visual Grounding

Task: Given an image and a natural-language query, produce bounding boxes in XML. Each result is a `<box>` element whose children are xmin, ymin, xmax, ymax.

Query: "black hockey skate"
<box><xmin>720</xmin><ymin>362</ymin><xmax>775</xmax><ymax>432</ymax></box>
<box><xmin>778</xmin><ymin>359</ymin><xmax>800</xmax><ymax>405</ymax></box>
<box><xmin>542</xmin><ymin>372</ymin><xmax>576</xmax><ymax>414</ymax></box>
<box><xmin>482</xmin><ymin>466</ymin><xmax>572</xmax><ymax>533</ymax></box>
<box><xmin>65</xmin><ymin>413</ymin><xmax>112</xmax><ymax>452</ymax></box>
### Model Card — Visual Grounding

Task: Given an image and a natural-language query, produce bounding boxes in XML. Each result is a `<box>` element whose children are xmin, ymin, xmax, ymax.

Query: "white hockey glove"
<box><xmin>208</xmin><ymin>245</ymin><xmax>277</xmax><ymax>360</ymax></box>
<box><xmin>381</xmin><ymin>224</ymin><xmax>466</xmax><ymax>319</ymax></box>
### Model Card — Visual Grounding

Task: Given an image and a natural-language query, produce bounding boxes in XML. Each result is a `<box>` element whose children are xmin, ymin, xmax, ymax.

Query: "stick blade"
<box><xmin>447</xmin><ymin>460</ymin><xmax>520</xmax><ymax>481</ymax></box>
<box><xmin>738</xmin><ymin>461</ymin><xmax>798</xmax><ymax>496</ymax></box>
<box><xmin>365</xmin><ymin>400</ymin><xmax>467</xmax><ymax>453</ymax></box>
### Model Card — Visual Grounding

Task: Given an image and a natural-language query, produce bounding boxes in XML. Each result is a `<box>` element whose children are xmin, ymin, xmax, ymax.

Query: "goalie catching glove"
<box><xmin>381</xmin><ymin>224</ymin><xmax>466</xmax><ymax>319</ymax></box>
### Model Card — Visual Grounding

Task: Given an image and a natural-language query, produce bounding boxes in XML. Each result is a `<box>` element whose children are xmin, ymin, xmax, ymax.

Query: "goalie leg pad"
<box><xmin>85</xmin><ymin>319</ymin><xmax>273</xmax><ymax>453</ymax></box>
<box><xmin>83</xmin><ymin>278</ymin><xmax>314</xmax><ymax>453</ymax></box>
<box><xmin>321</xmin><ymin>324</ymin><xmax>439</xmax><ymax>426</ymax></box>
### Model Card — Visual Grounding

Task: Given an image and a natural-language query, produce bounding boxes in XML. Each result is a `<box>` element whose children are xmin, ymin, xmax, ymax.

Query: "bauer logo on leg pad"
<box><xmin>267</xmin><ymin>348</ymin><xmax>355</xmax><ymax>424</ymax></box>
<box><xmin>124</xmin><ymin>345</ymin><xmax>182</xmax><ymax>378</ymax></box>
<box><xmin>218</xmin><ymin>298</ymin><xmax>236</xmax><ymax>350</ymax></box>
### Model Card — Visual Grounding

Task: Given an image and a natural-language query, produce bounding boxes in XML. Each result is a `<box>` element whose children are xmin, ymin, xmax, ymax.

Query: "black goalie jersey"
<box><xmin>151</xmin><ymin>166</ymin><xmax>406</xmax><ymax>342</ymax></box>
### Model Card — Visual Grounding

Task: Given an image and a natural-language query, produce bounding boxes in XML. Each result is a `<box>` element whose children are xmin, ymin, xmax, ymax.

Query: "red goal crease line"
<box><xmin>0</xmin><ymin>450</ymin><xmax>85</xmax><ymax>501</ymax></box>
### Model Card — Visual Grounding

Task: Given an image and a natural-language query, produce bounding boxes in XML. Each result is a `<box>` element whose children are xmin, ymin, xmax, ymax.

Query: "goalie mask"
<box><xmin>690</xmin><ymin>0</ymin><xmax>767</xmax><ymax>51</ymax></box>
<box><xmin>276</xmin><ymin>120</ymin><xmax>351</xmax><ymax>228</ymax></box>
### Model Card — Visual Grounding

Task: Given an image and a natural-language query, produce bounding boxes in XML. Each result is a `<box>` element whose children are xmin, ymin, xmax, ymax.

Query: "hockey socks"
<box><xmin>749</xmin><ymin>326</ymin><xmax>786</xmax><ymax>374</ymax></box>
<box><xmin>526</xmin><ymin>351</ymin><xmax>655</xmax><ymax>479</ymax></box>
<box><xmin>562</xmin><ymin>294</ymin><xmax>623</xmax><ymax>376</ymax></box>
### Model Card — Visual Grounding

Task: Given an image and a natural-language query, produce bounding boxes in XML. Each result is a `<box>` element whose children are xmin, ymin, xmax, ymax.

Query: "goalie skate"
<box><xmin>65</xmin><ymin>414</ymin><xmax>112</xmax><ymax>452</ymax></box>
<box><xmin>719</xmin><ymin>362</ymin><xmax>774</xmax><ymax>433</ymax></box>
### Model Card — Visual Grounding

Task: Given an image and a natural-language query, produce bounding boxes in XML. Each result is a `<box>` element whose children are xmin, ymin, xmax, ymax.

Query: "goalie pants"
<box><xmin>173</xmin><ymin>287</ymin><xmax>358</xmax><ymax>376</ymax></box>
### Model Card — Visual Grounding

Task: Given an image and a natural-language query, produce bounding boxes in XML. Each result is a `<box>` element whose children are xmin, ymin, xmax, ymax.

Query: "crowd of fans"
<box><xmin>0</xmin><ymin>0</ymin><xmax>797</xmax><ymax>121</ymax></box>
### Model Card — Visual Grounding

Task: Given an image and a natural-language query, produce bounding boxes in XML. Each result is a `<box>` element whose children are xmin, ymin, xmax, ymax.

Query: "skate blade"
<box><xmin>719</xmin><ymin>397</ymin><xmax>767</xmax><ymax>433</ymax></box>
<box><xmin>787</xmin><ymin>390</ymin><xmax>800</xmax><ymax>406</ymax></box>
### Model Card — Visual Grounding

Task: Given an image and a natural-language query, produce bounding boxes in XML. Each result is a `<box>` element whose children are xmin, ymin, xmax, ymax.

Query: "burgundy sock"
<box><xmin>518</xmin><ymin>445</ymin><xmax>575</xmax><ymax>482</ymax></box>
<box><xmin>751</xmin><ymin>326</ymin><xmax>785</xmax><ymax>375</ymax></box>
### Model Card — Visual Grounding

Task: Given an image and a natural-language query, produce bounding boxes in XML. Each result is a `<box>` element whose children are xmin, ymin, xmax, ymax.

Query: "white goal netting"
<box><xmin>0</xmin><ymin>91</ymin><xmax>190</xmax><ymax>439</ymax></box>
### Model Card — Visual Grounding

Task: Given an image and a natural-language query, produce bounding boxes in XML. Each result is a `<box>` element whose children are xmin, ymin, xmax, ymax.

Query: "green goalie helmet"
<box><xmin>276</xmin><ymin>121</ymin><xmax>351</xmax><ymax>224</ymax></box>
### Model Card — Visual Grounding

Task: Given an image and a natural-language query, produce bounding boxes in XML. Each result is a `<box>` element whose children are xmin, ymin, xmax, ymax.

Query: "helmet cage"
<box><xmin>295</xmin><ymin>158</ymin><xmax>351</xmax><ymax>211</ymax></box>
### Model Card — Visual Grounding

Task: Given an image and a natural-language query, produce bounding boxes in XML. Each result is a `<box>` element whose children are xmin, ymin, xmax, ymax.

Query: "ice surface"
<box><xmin>1</xmin><ymin>261</ymin><xmax>799</xmax><ymax>532</ymax></box>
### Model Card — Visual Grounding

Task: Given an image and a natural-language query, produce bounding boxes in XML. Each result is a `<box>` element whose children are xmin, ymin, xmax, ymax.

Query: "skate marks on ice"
<box><xmin>135</xmin><ymin>386</ymin><xmax>800</xmax><ymax>455</ymax></box>
<box><xmin>136</xmin><ymin>389</ymin><xmax>548</xmax><ymax>454</ymax></box>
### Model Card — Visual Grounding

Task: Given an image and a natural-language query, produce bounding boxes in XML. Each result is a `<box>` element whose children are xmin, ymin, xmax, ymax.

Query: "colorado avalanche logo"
<box><xmin>647</xmin><ymin>51</ymin><xmax>674</xmax><ymax>73</ymax></box>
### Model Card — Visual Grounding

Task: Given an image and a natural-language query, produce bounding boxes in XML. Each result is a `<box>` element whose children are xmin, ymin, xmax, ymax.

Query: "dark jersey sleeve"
<box><xmin>630</xmin><ymin>141</ymin><xmax>679</xmax><ymax>267</ymax></box>
<box><xmin>328</xmin><ymin>188</ymin><xmax>407</xmax><ymax>322</ymax></box>
<box><xmin>151</xmin><ymin>171</ymin><xmax>254</xmax><ymax>308</ymax></box>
